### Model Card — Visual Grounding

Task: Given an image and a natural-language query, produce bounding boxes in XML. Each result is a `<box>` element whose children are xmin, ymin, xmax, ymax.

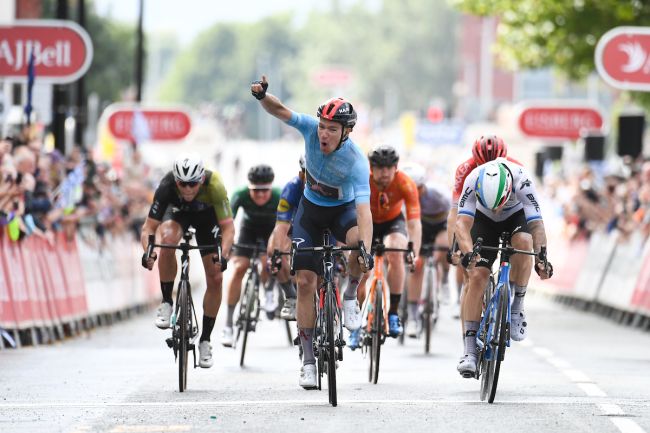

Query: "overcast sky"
<box><xmin>94</xmin><ymin>0</ymin><xmax>329</xmax><ymax>44</ymax></box>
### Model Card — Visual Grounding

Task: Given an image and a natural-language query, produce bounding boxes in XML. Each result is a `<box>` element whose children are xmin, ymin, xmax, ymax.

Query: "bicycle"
<box><xmin>144</xmin><ymin>228</ymin><xmax>224</xmax><ymax>392</ymax></box>
<box><xmin>361</xmin><ymin>241</ymin><xmax>414</xmax><ymax>384</ymax></box>
<box><xmin>465</xmin><ymin>232</ymin><xmax>543</xmax><ymax>403</ymax></box>
<box><xmin>231</xmin><ymin>241</ymin><xmax>266</xmax><ymax>368</ymax></box>
<box><xmin>289</xmin><ymin>230</ymin><xmax>368</xmax><ymax>407</ymax></box>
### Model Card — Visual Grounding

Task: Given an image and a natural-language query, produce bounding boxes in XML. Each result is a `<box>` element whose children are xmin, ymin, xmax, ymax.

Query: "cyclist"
<box><xmin>454</xmin><ymin>158</ymin><xmax>553</xmax><ymax>377</ymax></box>
<box><xmin>141</xmin><ymin>152</ymin><xmax>234</xmax><ymax>369</ymax></box>
<box><xmin>348</xmin><ymin>145</ymin><xmax>421</xmax><ymax>349</ymax></box>
<box><xmin>447</xmin><ymin>135</ymin><xmax>521</xmax><ymax>317</ymax></box>
<box><xmin>400</xmin><ymin>163</ymin><xmax>451</xmax><ymax>338</ymax></box>
<box><xmin>221</xmin><ymin>164</ymin><xmax>281</xmax><ymax>347</ymax></box>
<box><xmin>267</xmin><ymin>155</ymin><xmax>307</xmax><ymax>321</ymax></box>
<box><xmin>251</xmin><ymin>75</ymin><xmax>373</xmax><ymax>390</ymax></box>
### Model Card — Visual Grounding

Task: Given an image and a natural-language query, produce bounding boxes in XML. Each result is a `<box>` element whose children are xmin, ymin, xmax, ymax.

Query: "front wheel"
<box><xmin>239</xmin><ymin>270</ymin><xmax>258</xmax><ymax>367</ymax></box>
<box><xmin>326</xmin><ymin>286</ymin><xmax>338</xmax><ymax>407</ymax></box>
<box><xmin>479</xmin><ymin>279</ymin><xmax>496</xmax><ymax>402</ymax></box>
<box><xmin>487</xmin><ymin>286</ymin><xmax>509</xmax><ymax>403</ymax></box>
<box><xmin>369</xmin><ymin>281</ymin><xmax>383</xmax><ymax>384</ymax></box>
<box><xmin>177</xmin><ymin>280</ymin><xmax>189</xmax><ymax>392</ymax></box>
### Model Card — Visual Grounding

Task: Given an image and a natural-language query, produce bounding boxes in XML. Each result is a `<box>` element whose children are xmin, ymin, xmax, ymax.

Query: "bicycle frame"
<box><xmin>364</xmin><ymin>254</ymin><xmax>389</xmax><ymax>338</ymax></box>
<box><xmin>477</xmin><ymin>261</ymin><xmax>511</xmax><ymax>358</ymax></box>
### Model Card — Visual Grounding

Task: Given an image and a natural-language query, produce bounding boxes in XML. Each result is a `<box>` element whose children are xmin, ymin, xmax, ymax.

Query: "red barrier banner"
<box><xmin>0</xmin><ymin>230</ymin><xmax>36</xmax><ymax>327</ymax></box>
<box><xmin>631</xmin><ymin>241</ymin><xmax>650</xmax><ymax>314</ymax></box>
<box><xmin>35</xmin><ymin>239</ymin><xmax>74</xmax><ymax>322</ymax></box>
<box><xmin>56</xmin><ymin>232</ymin><xmax>88</xmax><ymax>317</ymax></box>
<box><xmin>0</xmin><ymin>232</ymin><xmax>18</xmax><ymax>328</ymax></box>
<box><xmin>21</xmin><ymin>236</ymin><xmax>55</xmax><ymax>326</ymax></box>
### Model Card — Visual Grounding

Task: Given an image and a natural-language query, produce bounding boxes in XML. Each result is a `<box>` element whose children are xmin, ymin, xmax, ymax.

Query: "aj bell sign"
<box><xmin>595</xmin><ymin>26</ymin><xmax>650</xmax><ymax>91</ymax></box>
<box><xmin>0</xmin><ymin>20</ymin><xmax>93</xmax><ymax>84</ymax></box>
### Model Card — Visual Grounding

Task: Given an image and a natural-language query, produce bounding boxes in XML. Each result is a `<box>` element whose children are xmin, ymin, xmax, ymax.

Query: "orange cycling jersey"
<box><xmin>369</xmin><ymin>170</ymin><xmax>421</xmax><ymax>223</ymax></box>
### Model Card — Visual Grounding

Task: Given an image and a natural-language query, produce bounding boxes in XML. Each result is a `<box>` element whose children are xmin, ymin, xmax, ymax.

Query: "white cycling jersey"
<box><xmin>457</xmin><ymin>158</ymin><xmax>543</xmax><ymax>223</ymax></box>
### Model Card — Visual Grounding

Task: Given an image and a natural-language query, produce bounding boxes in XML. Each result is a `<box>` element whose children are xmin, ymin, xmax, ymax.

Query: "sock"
<box><xmin>511</xmin><ymin>283</ymin><xmax>527</xmax><ymax>314</ymax></box>
<box><xmin>343</xmin><ymin>274</ymin><xmax>361</xmax><ymax>300</ymax></box>
<box><xmin>160</xmin><ymin>281</ymin><xmax>174</xmax><ymax>305</ymax></box>
<box><xmin>389</xmin><ymin>294</ymin><xmax>401</xmax><ymax>315</ymax></box>
<box><xmin>200</xmin><ymin>315</ymin><xmax>216</xmax><ymax>342</ymax></box>
<box><xmin>225</xmin><ymin>304</ymin><xmax>236</xmax><ymax>327</ymax></box>
<box><xmin>408</xmin><ymin>301</ymin><xmax>419</xmax><ymax>321</ymax></box>
<box><xmin>280</xmin><ymin>281</ymin><xmax>297</xmax><ymax>299</ymax></box>
<box><xmin>463</xmin><ymin>320</ymin><xmax>479</xmax><ymax>357</ymax></box>
<box><xmin>299</xmin><ymin>328</ymin><xmax>315</xmax><ymax>365</ymax></box>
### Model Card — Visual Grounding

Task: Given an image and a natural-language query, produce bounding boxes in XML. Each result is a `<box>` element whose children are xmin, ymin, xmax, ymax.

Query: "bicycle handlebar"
<box><xmin>289</xmin><ymin>241</ymin><xmax>369</xmax><ymax>276</ymax></box>
<box><xmin>144</xmin><ymin>231</ymin><xmax>227</xmax><ymax>271</ymax></box>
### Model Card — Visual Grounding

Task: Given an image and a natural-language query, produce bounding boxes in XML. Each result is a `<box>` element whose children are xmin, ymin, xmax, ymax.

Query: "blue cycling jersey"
<box><xmin>286</xmin><ymin>112</ymin><xmax>370</xmax><ymax>207</ymax></box>
<box><xmin>277</xmin><ymin>175</ymin><xmax>304</xmax><ymax>223</ymax></box>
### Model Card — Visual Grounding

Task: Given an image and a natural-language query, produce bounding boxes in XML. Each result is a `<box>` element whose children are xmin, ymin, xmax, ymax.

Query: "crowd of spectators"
<box><xmin>549</xmin><ymin>157</ymin><xmax>650</xmax><ymax>242</ymax></box>
<box><xmin>0</xmin><ymin>129</ymin><xmax>154</xmax><ymax>248</ymax></box>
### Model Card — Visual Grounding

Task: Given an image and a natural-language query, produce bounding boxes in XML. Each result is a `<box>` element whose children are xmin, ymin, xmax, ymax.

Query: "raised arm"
<box><xmin>251</xmin><ymin>75</ymin><xmax>292</xmax><ymax>122</ymax></box>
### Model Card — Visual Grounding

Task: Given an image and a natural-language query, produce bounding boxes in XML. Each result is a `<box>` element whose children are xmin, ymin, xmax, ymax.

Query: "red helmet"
<box><xmin>317</xmin><ymin>97</ymin><xmax>357</xmax><ymax>128</ymax></box>
<box><xmin>472</xmin><ymin>135</ymin><xmax>507</xmax><ymax>165</ymax></box>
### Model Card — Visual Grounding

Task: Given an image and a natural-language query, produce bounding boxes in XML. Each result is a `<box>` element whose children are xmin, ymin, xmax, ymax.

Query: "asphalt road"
<box><xmin>1</xmin><ymin>292</ymin><xmax>649</xmax><ymax>433</ymax></box>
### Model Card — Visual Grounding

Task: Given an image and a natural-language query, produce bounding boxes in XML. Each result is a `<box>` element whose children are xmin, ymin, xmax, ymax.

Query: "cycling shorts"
<box><xmin>372</xmin><ymin>213</ymin><xmax>407</xmax><ymax>246</ymax></box>
<box><xmin>163</xmin><ymin>206</ymin><xmax>219</xmax><ymax>257</ymax></box>
<box><xmin>292</xmin><ymin>197</ymin><xmax>357</xmax><ymax>274</ymax></box>
<box><xmin>232</xmin><ymin>224</ymin><xmax>274</xmax><ymax>258</ymax></box>
<box><xmin>421</xmin><ymin>220</ymin><xmax>447</xmax><ymax>255</ymax></box>
<box><xmin>470</xmin><ymin>209</ymin><xmax>529</xmax><ymax>269</ymax></box>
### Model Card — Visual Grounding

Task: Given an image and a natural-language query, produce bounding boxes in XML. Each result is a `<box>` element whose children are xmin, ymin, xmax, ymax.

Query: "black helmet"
<box><xmin>368</xmin><ymin>145</ymin><xmax>399</xmax><ymax>167</ymax></box>
<box><xmin>317</xmin><ymin>97</ymin><xmax>357</xmax><ymax>128</ymax></box>
<box><xmin>248</xmin><ymin>164</ymin><xmax>274</xmax><ymax>184</ymax></box>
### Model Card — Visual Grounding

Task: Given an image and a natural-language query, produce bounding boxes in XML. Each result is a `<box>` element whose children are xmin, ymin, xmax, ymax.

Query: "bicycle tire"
<box><xmin>487</xmin><ymin>286</ymin><xmax>508</xmax><ymax>403</ymax></box>
<box><xmin>178</xmin><ymin>280</ymin><xmax>189</xmax><ymax>392</ymax></box>
<box><xmin>240</xmin><ymin>270</ymin><xmax>258</xmax><ymax>367</ymax></box>
<box><xmin>370</xmin><ymin>281</ymin><xmax>383</xmax><ymax>384</ymax></box>
<box><xmin>326</xmin><ymin>285</ymin><xmax>337</xmax><ymax>406</ymax></box>
<box><xmin>398</xmin><ymin>282</ymin><xmax>407</xmax><ymax>346</ymax></box>
<box><xmin>479</xmin><ymin>278</ymin><xmax>495</xmax><ymax>401</ymax></box>
<box><xmin>424</xmin><ymin>265</ymin><xmax>434</xmax><ymax>354</ymax></box>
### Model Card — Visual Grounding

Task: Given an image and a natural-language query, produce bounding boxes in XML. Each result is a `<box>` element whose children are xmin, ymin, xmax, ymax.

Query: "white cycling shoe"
<box><xmin>343</xmin><ymin>299</ymin><xmax>362</xmax><ymax>331</ymax></box>
<box><xmin>220</xmin><ymin>326</ymin><xmax>234</xmax><ymax>348</ymax></box>
<box><xmin>457</xmin><ymin>354</ymin><xmax>477</xmax><ymax>378</ymax></box>
<box><xmin>155</xmin><ymin>302</ymin><xmax>173</xmax><ymax>329</ymax></box>
<box><xmin>280</xmin><ymin>298</ymin><xmax>297</xmax><ymax>321</ymax></box>
<box><xmin>299</xmin><ymin>364</ymin><xmax>317</xmax><ymax>389</ymax></box>
<box><xmin>405</xmin><ymin>319</ymin><xmax>419</xmax><ymax>339</ymax></box>
<box><xmin>198</xmin><ymin>341</ymin><xmax>214</xmax><ymax>368</ymax></box>
<box><xmin>511</xmin><ymin>311</ymin><xmax>528</xmax><ymax>341</ymax></box>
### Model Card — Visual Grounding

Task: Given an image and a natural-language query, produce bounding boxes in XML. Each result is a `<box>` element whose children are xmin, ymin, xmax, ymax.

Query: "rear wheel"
<box><xmin>178</xmin><ymin>281</ymin><xmax>189</xmax><ymax>392</ymax></box>
<box><xmin>369</xmin><ymin>281</ymin><xmax>383</xmax><ymax>384</ymax></box>
<box><xmin>326</xmin><ymin>286</ymin><xmax>337</xmax><ymax>407</ymax></box>
<box><xmin>239</xmin><ymin>270</ymin><xmax>258</xmax><ymax>367</ymax></box>
<box><xmin>423</xmin><ymin>265</ymin><xmax>435</xmax><ymax>354</ymax></box>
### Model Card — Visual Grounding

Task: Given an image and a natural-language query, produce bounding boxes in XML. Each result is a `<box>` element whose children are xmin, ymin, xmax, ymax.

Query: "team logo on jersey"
<box><xmin>520</xmin><ymin>179</ymin><xmax>531</xmax><ymax>190</ymax></box>
<box><xmin>526</xmin><ymin>193</ymin><xmax>540</xmax><ymax>212</ymax></box>
<box><xmin>278</xmin><ymin>198</ymin><xmax>290</xmax><ymax>213</ymax></box>
<box><xmin>459</xmin><ymin>187</ymin><xmax>472</xmax><ymax>207</ymax></box>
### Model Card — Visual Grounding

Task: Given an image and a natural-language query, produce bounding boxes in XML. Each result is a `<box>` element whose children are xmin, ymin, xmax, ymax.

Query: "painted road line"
<box><xmin>597</xmin><ymin>403</ymin><xmax>626</xmax><ymax>416</ymax></box>
<box><xmin>577</xmin><ymin>383</ymin><xmax>607</xmax><ymax>397</ymax></box>
<box><xmin>532</xmin><ymin>347</ymin><xmax>554</xmax><ymax>358</ymax></box>
<box><xmin>610</xmin><ymin>417</ymin><xmax>647</xmax><ymax>433</ymax></box>
<box><xmin>547</xmin><ymin>356</ymin><xmax>571</xmax><ymax>369</ymax></box>
<box><xmin>562</xmin><ymin>369</ymin><xmax>592</xmax><ymax>383</ymax></box>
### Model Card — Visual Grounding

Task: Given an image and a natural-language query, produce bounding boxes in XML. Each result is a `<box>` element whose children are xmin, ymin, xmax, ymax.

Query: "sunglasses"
<box><xmin>178</xmin><ymin>180</ymin><xmax>199</xmax><ymax>188</ymax></box>
<box><xmin>251</xmin><ymin>188</ymin><xmax>271</xmax><ymax>193</ymax></box>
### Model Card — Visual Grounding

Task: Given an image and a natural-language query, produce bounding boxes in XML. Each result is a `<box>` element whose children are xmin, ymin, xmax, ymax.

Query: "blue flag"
<box><xmin>24</xmin><ymin>50</ymin><xmax>35</xmax><ymax>126</ymax></box>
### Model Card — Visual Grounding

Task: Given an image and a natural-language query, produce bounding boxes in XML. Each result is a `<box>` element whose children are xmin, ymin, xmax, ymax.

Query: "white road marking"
<box><xmin>547</xmin><ymin>356</ymin><xmax>571</xmax><ymax>369</ymax></box>
<box><xmin>562</xmin><ymin>369</ymin><xmax>592</xmax><ymax>383</ymax></box>
<box><xmin>109</xmin><ymin>427</ymin><xmax>191</xmax><ymax>433</ymax></box>
<box><xmin>597</xmin><ymin>403</ymin><xmax>625</xmax><ymax>416</ymax></box>
<box><xmin>533</xmin><ymin>347</ymin><xmax>554</xmax><ymax>358</ymax></box>
<box><xmin>610</xmin><ymin>417</ymin><xmax>647</xmax><ymax>433</ymax></box>
<box><xmin>577</xmin><ymin>383</ymin><xmax>607</xmax><ymax>397</ymax></box>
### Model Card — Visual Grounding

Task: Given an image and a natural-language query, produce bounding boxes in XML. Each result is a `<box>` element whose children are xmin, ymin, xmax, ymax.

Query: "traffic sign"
<box><xmin>595</xmin><ymin>26</ymin><xmax>650</xmax><ymax>91</ymax></box>
<box><xmin>107</xmin><ymin>107</ymin><xmax>192</xmax><ymax>142</ymax></box>
<box><xmin>516</xmin><ymin>102</ymin><xmax>604</xmax><ymax>140</ymax></box>
<box><xmin>0</xmin><ymin>20</ymin><xmax>93</xmax><ymax>84</ymax></box>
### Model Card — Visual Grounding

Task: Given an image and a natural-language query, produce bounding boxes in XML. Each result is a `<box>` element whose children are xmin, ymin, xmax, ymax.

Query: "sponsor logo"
<box><xmin>278</xmin><ymin>198</ymin><xmax>291</xmax><ymax>213</ymax></box>
<box><xmin>520</xmin><ymin>179</ymin><xmax>531</xmax><ymax>190</ymax></box>
<box><xmin>459</xmin><ymin>187</ymin><xmax>472</xmax><ymax>208</ymax></box>
<box><xmin>526</xmin><ymin>193</ymin><xmax>540</xmax><ymax>212</ymax></box>
<box><xmin>294</xmin><ymin>237</ymin><xmax>305</xmax><ymax>247</ymax></box>
<box><xmin>513</xmin><ymin>225</ymin><xmax>522</xmax><ymax>233</ymax></box>
<box><xmin>211</xmin><ymin>225</ymin><xmax>218</xmax><ymax>238</ymax></box>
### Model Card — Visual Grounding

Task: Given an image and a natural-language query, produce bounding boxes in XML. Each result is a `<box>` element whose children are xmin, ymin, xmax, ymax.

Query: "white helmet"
<box><xmin>400</xmin><ymin>163</ymin><xmax>426</xmax><ymax>187</ymax></box>
<box><xmin>173</xmin><ymin>152</ymin><xmax>205</xmax><ymax>182</ymax></box>
<box><xmin>476</xmin><ymin>161</ymin><xmax>512</xmax><ymax>210</ymax></box>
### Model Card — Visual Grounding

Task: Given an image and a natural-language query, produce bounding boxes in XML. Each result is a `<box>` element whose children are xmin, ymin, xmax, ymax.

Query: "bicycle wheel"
<box><xmin>487</xmin><ymin>286</ymin><xmax>509</xmax><ymax>403</ymax></box>
<box><xmin>240</xmin><ymin>270</ymin><xmax>258</xmax><ymax>367</ymax></box>
<box><xmin>398</xmin><ymin>281</ymin><xmax>408</xmax><ymax>346</ymax></box>
<box><xmin>178</xmin><ymin>280</ymin><xmax>189</xmax><ymax>392</ymax></box>
<box><xmin>369</xmin><ymin>281</ymin><xmax>383</xmax><ymax>384</ymax></box>
<box><xmin>479</xmin><ymin>279</ymin><xmax>496</xmax><ymax>401</ymax></box>
<box><xmin>326</xmin><ymin>285</ymin><xmax>338</xmax><ymax>406</ymax></box>
<box><xmin>423</xmin><ymin>265</ymin><xmax>434</xmax><ymax>354</ymax></box>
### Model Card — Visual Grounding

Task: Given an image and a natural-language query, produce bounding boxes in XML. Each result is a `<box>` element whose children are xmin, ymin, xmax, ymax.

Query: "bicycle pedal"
<box><xmin>293</xmin><ymin>336</ymin><xmax>301</xmax><ymax>346</ymax></box>
<box><xmin>165</xmin><ymin>338</ymin><xmax>174</xmax><ymax>349</ymax></box>
<box><xmin>188</xmin><ymin>343</ymin><xmax>195</xmax><ymax>351</ymax></box>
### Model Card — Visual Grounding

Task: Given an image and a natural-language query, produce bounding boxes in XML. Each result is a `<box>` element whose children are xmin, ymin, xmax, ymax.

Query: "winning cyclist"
<box><xmin>267</xmin><ymin>155</ymin><xmax>307</xmax><ymax>321</ymax></box>
<box><xmin>447</xmin><ymin>135</ymin><xmax>521</xmax><ymax>317</ymax></box>
<box><xmin>221</xmin><ymin>164</ymin><xmax>281</xmax><ymax>347</ymax></box>
<box><xmin>348</xmin><ymin>145</ymin><xmax>421</xmax><ymax>349</ymax></box>
<box><xmin>454</xmin><ymin>158</ymin><xmax>553</xmax><ymax>377</ymax></box>
<box><xmin>400</xmin><ymin>163</ymin><xmax>451</xmax><ymax>338</ymax></box>
<box><xmin>141</xmin><ymin>152</ymin><xmax>234</xmax><ymax>369</ymax></box>
<box><xmin>251</xmin><ymin>75</ymin><xmax>373</xmax><ymax>390</ymax></box>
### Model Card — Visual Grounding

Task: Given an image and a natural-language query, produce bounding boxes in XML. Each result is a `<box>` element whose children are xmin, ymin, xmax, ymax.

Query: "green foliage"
<box><xmin>449</xmin><ymin>0</ymin><xmax>650</xmax><ymax>106</ymax></box>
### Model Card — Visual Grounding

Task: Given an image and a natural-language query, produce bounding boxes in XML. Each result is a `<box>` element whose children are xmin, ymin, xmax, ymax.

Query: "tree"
<box><xmin>448</xmin><ymin>0</ymin><xmax>650</xmax><ymax>106</ymax></box>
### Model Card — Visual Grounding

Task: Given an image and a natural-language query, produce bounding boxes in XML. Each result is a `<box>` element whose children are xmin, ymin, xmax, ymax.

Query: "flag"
<box><xmin>24</xmin><ymin>50</ymin><xmax>35</xmax><ymax>126</ymax></box>
<box><xmin>131</xmin><ymin>108</ymin><xmax>151</xmax><ymax>145</ymax></box>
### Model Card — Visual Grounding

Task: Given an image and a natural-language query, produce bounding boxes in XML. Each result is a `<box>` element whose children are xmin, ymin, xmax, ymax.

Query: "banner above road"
<box><xmin>516</xmin><ymin>101</ymin><xmax>604</xmax><ymax>140</ymax></box>
<box><xmin>0</xmin><ymin>20</ymin><xmax>93</xmax><ymax>84</ymax></box>
<box><xmin>595</xmin><ymin>26</ymin><xmax>650</xmax><ymax>91</ymax></box>
<box><xmin>104</xmin><ymin>104</ymin><xmax>192</xmax><ymax>142</ymax></box>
